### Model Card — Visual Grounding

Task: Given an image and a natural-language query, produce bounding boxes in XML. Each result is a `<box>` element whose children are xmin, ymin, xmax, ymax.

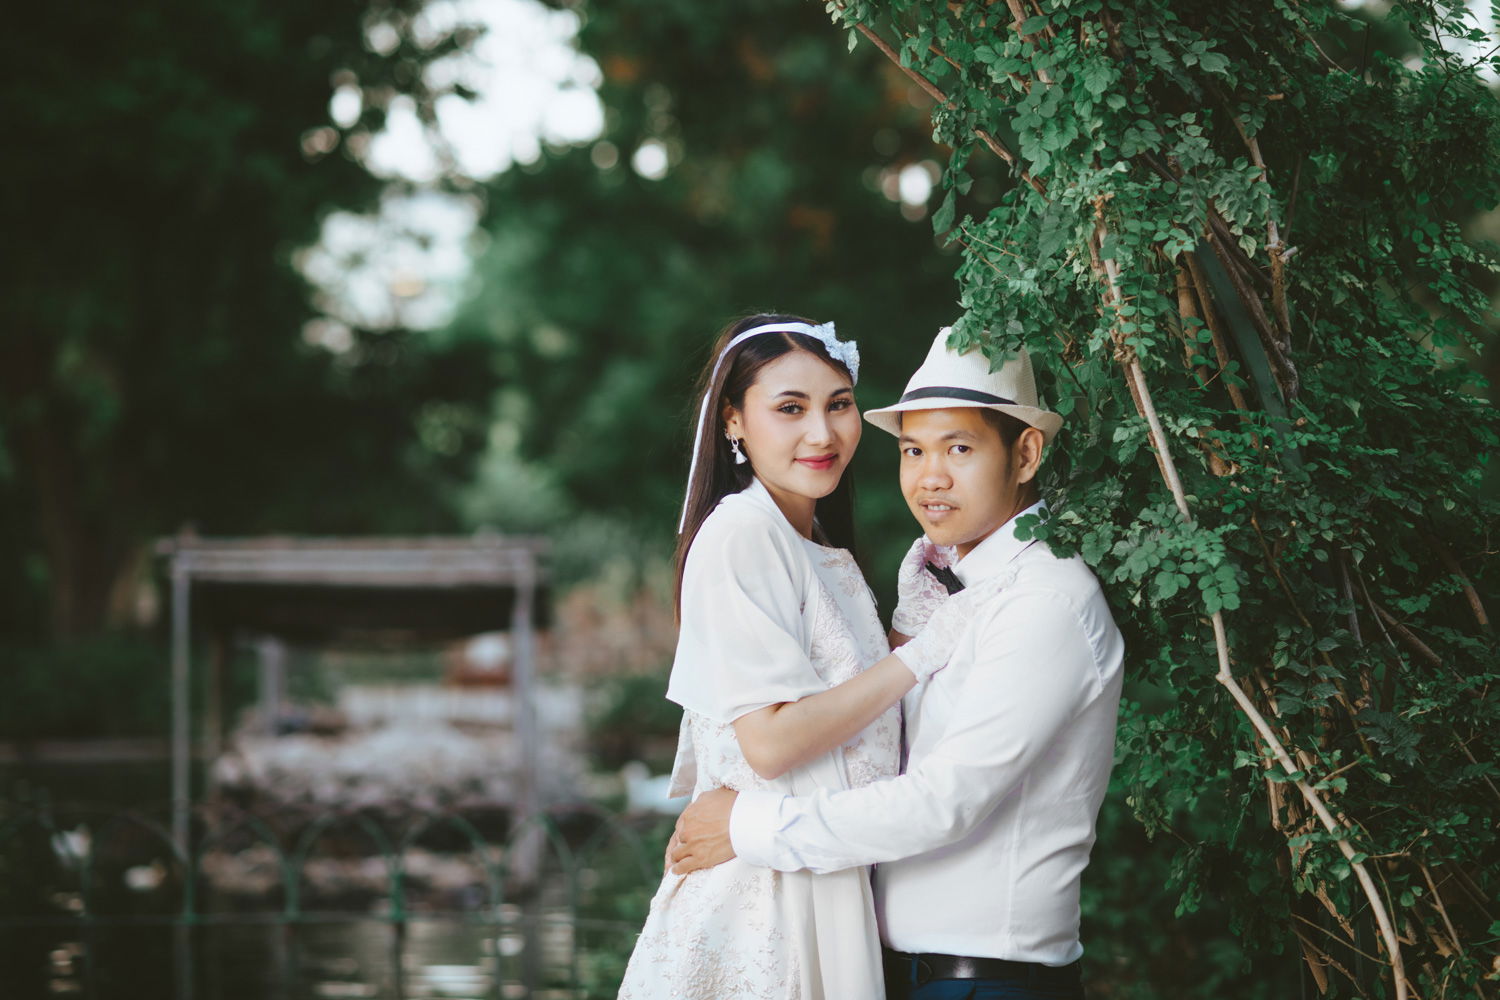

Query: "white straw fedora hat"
<box><xmin>865</xmin><ymin>328</ymin><xmax>1063</xmax><ymax>443</ymax></box>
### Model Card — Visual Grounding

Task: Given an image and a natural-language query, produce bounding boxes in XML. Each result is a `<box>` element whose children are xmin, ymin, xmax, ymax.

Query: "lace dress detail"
<box><xmin>805</xmin><ymin>547</ymin><xmax>900</xmax><ymax>794</ymax></box>
<box><xmin>617</xmin><ymin>538</ymin><xmax>897</xmax><ymax>1000</ymax></box>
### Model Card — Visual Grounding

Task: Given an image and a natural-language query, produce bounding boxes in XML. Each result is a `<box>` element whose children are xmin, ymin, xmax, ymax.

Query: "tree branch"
<box><xmin>850</xmin><ymin>23</ymin><xmax>1047</xmax><ymax>196</ymax></box>
<box><xmin>1204</xmin><ymin>220</ymin><xmax>1300</xmax><ymax>402</ymax></box>
<box><xmin>1418</xmin><ymin>863</ymin><xmax>1465</xmax><ymax>960</ymax></box>
<box><xmin>1371</xmin><ymin>600</ymin><xmax>1443</xmax><ymax>670</ymax></box>
<box><xmin>1238</xmin><ymin>131</ymin><xmax>1295</xmax><ymax>344</ymax></box>
<box><xmin>1180</xmin><ymin>255</ymin><xmax>1257</xmax><ymax>420</ymax></box>
<box><xmin>1211</xmin><ymin>612</ymin><xmax>1409</xmax><ymax>1000</ymax></box>
<box><xmin>1173</xmin><ymin>267</ymin><xmax>1235</xmax><ymax>476</ymax></box>
<box><xmin>1352</xmin><ymin>563</ymin><xmax>1500</xmax><ymax>806</ymax></box>
<box><xmin>1424</xmin><ymin>531</ymin><xmax>1491</xmax><ymax>631</ymax></box>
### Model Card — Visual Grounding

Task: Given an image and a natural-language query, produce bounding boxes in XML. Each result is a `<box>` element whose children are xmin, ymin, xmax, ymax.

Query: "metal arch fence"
<box><xmin>0</xmin><ymin>797</ymin><xmax>673</xmax><ymax>1000</ymax></box>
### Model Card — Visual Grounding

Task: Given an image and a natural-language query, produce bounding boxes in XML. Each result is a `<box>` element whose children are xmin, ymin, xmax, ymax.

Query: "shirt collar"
<box><xmin>953</xmin><ymin>500</ymin><xmax>1048</xmax><ymax>588</ymax></box>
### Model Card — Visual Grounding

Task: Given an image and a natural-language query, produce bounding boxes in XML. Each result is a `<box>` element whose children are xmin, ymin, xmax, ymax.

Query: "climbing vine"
<box><xmin>829</xmin><ymin>1</ymin><xmax>1500</xmax><ymax>995</ymax></box>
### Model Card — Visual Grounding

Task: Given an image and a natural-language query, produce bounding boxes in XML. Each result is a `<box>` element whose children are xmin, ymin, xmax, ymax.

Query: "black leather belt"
<box><xmin>883</xmin><ymin>949</ymin><xmax>1081</xmax><ymax>986</ymax></box>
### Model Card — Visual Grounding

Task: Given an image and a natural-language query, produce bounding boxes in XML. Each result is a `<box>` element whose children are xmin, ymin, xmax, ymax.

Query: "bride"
<box><xmin>616</xmin><ymin>314</ymin><xmax>971</xmax><ymax>999</ymax></box>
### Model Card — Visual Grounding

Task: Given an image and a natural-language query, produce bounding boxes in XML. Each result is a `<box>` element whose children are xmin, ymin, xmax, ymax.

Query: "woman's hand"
<box><xmin>892</xmin><ymin>535</ymin><xmax>957</xmax><ymax>637</ymax></box>
<box><xmin>892</xmin><ymin>572</ymin><xmax>1004</xmax><ymax>683</ymax></box>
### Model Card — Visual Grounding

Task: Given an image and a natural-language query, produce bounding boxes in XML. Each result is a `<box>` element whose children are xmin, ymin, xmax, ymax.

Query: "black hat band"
<box><xmin>897</xmin><ymin>386</ymin><xmax>1018</xmax><ymax>406</ymax></box>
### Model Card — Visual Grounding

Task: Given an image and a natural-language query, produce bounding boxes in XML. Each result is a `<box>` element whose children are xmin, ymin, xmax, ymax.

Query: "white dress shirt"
<box><xmin>730</xmin><ymin>502</ymin><xmax>1125</xmax><ymax>965</ymax></box>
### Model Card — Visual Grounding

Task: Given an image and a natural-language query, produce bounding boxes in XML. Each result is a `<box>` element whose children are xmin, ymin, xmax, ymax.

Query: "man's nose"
<box><xmin>917</xmin><ymin>455</ymin><xmax>951</xmax><ymax>489</ymax></box>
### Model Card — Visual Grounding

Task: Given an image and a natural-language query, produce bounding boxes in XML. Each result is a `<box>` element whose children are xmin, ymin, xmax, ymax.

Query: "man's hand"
<box><xmin>667</xmin><ymin>786</ymin><xmax>739</xmax><ymax>875</ymax></box>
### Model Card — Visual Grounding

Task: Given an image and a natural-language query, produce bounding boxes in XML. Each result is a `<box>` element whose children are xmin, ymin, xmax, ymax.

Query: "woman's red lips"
<box><xmin>796</xmin><ymin>454</ymin><xmax>838</xmax><ymax>471</ymax></box>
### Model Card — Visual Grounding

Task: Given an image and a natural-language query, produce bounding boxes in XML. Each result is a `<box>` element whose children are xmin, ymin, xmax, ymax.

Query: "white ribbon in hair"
<box><xmin>677</xmin><ymin>321</ymin><xmax>859</xmax><ymax>532</ymax></box>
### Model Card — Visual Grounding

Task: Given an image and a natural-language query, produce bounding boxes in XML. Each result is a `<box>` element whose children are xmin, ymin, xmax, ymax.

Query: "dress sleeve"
<box><xmin>665</xmin><ymin>507</ymin><xmax>826</xmax><ymax>724</ymax></box>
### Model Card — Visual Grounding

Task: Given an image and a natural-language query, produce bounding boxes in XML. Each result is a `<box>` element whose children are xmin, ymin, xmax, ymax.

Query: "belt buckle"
<box><xmin>914</xmin><ymin>956</ymin><xmax>934</xmax><ymax>987</ymax></box>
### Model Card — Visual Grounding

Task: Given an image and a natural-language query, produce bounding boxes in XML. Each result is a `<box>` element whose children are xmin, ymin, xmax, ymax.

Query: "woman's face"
<box><xmin>724</xmin><ymin>349</ymin><xmax>861</xmax><ymax>519</ymax></box>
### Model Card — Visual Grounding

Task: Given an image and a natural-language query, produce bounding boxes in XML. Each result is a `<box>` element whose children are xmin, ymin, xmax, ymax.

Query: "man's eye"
<box><xmin>950</xmin><ymin>445</ymin><xmax>970</xmax><ymax>455</ymax></box>
<box><xmin>902</xmin><ymin>447</ymin><xmax>922</xmax><ymax>458</ymax></box>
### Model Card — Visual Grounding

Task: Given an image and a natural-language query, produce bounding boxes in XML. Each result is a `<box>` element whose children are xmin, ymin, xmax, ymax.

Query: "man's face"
<box><xmin>897</xmin><ymin>407</ymin><xmax>1041</xmax><ymax>558</ymax></box>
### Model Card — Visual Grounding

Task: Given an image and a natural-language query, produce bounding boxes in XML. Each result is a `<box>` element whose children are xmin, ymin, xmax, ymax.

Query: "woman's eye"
<box><xmin>829</xmin><ymin>398</ymin><xmax>853</xmax><ymax>411</ymax></box>
<box><xmin>778</xmin><ymin>403</ymin><xmax>804</xmax><ymax>415</ymax></box>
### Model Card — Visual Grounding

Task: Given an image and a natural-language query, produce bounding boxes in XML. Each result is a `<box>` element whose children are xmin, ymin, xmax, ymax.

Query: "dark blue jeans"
<box><xmin>884</xmin><ymin>955</ymin><xmax>1086</xmax><ymax>1000</ymax></box>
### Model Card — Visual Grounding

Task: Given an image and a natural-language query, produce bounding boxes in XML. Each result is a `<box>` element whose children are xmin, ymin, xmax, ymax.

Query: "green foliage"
<box><xmin>1</xmin><ymin>637</ymin><xmax>178</xmax><ymax>740</ymax></box>
<box><xmin>571</xmin><ymin>814</ymin><xmax>677</xmax><ymax>999</ymax></box>
<box><xmin>830</xmin><ymin>0</ymin><xmax>1500</xmax><ymax>994</ymax></box>
<box><xmin>586</xmin><ymin>672</ymin><xmax>684</xmax><ymax>772</ymax></box>
<box><xmin>0</xmin><ymin>633</ymin><xmax>268</xmax><ymax>745</ymax></box>
<box><xmin>0</xmin><ymin>0</ymin><xmax>497</xmax><ymax>639</ymax></box>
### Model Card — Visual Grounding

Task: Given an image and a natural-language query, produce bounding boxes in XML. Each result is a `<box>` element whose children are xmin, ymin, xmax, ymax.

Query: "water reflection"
<box><xmin>50</xmin><ymin>940</ymin><xmax>84</xmax><ymax>994</ymax></box>
<box><xmin>31</xmin><ymin>911</ymin><xmax>640</xmax><ymax>999</ymax></box>
<box><xmin>409</xmin><ymin>961</ymin><xmax>491</xmax><ymax>996</ymax></box>
<box><xmin>5</xmin><ymin>758</ymin><xmax>672</xmax><ymax>998</ymax></box>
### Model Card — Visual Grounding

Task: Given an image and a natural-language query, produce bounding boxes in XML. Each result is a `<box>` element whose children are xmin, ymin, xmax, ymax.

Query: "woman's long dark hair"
<box><xmin>674</xmin><ymin>313</ymin><xmax>859</xmax><ymax>619</ymax></box>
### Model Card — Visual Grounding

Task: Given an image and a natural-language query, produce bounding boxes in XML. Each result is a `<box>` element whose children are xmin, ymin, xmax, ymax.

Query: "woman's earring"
<box><xmin>729</xmin><ymin>436</ymin><xmax>747</xmax><ymax>465</ymax></box>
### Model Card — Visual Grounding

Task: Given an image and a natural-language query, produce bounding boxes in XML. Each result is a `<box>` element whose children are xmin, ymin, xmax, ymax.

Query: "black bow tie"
<box><xmin>925</xmin><ymin>561</ymin><xmax>965</xmax><ymax>595</ymax></box>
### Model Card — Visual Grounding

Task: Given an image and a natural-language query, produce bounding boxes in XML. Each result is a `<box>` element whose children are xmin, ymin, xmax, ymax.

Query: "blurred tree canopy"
<box><xmin>450</xmin><ymin>0</ymin><xmax>968</xmax><ymax>588</ymax></box>
<box><xmin>1</xmin><ymin>0</ymin><xmax>497</xmax><ymax>640</ymax></box>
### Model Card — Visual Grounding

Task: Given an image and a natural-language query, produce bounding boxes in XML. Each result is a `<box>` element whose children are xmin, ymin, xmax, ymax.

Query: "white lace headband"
<box><xmin>678</xmin><ymin>321</ymin><xmax>860</xmax><ymax>533</ymax></box>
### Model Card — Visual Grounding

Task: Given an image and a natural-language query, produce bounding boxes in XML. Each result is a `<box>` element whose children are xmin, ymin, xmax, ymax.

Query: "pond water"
<box><xmin>25</xmin><ymin>915</ymin><xmax>635</xmax><ymax>999</ymax></box>
<box><xmin>2</xmin><ymin>760</ymin><xmax>660</xmax><ymax>1000</ymax></box>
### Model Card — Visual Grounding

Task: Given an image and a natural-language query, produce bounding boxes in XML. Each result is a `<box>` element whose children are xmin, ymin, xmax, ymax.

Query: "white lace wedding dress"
<box><xmin>617</xmin><ymin>480</ymin><xmax>899</xmax><ymax>999</ymax></box>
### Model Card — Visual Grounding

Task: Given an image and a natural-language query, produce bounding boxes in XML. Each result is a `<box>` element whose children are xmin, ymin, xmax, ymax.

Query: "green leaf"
<box><xmin>1037</xmin><ymin>200</ymin><xmax>1071</xmax><ymax>258</ymax></box>
<box><xmin>932</xmin><ymin>189</ymin><xmax>957</xmax><ymax>235</ymax></box>
<box><xmin>1082</xmin><ymin>61</ymin><xmax>1113</xmax><ymax>98</ymax></box>
<box><xmin>1197</xmin><ymin>52</ymin><xmax>1229</xmax><ymax>74</ymax></box>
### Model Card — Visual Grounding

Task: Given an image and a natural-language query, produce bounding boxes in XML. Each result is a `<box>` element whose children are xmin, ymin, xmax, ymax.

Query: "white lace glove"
<box><xmin>891</xmin><ymin>536</ymin><xmax>959</xmax><ymax>637</ymax></box>
<box><xmin>891</xmin><ymin>577</ymin><xmax>994</xmax><ymax>683</ymax></box>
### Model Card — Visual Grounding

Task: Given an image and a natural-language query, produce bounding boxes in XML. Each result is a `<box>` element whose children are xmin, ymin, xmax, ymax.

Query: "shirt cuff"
<box><xmin>729</xmin><ymin>789</ymin><xmax>787</xmax><ymax>868</ymax></box>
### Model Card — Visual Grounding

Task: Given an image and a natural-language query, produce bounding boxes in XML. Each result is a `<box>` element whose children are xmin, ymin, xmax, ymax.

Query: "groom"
<box><xmin>668</xmin><ymin>329</ymin><xmax>1125</xmax><ymax>1000</ymax></box>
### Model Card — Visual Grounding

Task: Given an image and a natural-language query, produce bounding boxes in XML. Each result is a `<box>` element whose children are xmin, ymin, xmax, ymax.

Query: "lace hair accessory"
<box><xmin>678</xmin><ymin>321</ymin><xmax>860</xmax><ymax>532</ymax></box>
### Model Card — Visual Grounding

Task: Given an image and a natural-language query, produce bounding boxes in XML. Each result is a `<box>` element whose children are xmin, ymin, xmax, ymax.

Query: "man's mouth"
<box><xmin>919</xmin><ymin>499</ymin><xmax>959</xmax><ymax>519</ymax></box>
<box><xmin>796</xmin><ymin>454</ymin><xmax>838</xmax><ymax>471</ymax></box>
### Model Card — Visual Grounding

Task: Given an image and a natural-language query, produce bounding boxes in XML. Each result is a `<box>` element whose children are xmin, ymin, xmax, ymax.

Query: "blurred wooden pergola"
<box><xmin>154</xmin><ymin>533</ymin><xmax>550</xmax><ymax>857</ymax></box>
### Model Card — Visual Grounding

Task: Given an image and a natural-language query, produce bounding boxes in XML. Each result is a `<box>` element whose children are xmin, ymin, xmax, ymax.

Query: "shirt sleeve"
<box><xmin>730</xmin><ymin>589</ymin><xmax>1102</xmax><ymax>873</ymax></box>
<box><xmin>665</xmin><ymin>506</ymin><xmax>827</xmax><ymax>725</ymax></box>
